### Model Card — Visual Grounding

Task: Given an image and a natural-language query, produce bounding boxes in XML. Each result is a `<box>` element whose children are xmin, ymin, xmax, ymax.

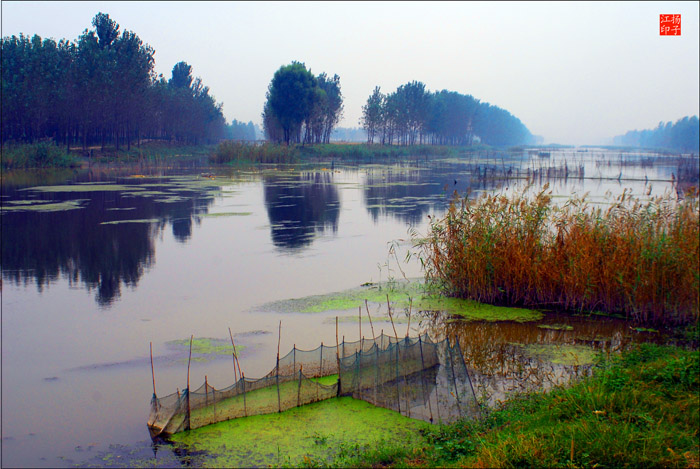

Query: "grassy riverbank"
<box><xmin>421</xmin><ymin>186</ymin><xmax>700</xmax><ymax>326</ymax></box>
<box><xmin>209</xmin><ymin>141</ymin><xmax>482</xmax><ymax>165</ymax></box>
<box><xmin>1</xmin><ymin>142</ymin><xmax>82</xmax><ymax>169</ymax></box>
<box><xmin>304</xmin><ymin>343</ymin><xmax>698</xmax><ymax>468</ymax></box>
<box><xmin>1</xmin><ymin>141</ymin><xmax>216</xmax><ymax>169</ymax></box>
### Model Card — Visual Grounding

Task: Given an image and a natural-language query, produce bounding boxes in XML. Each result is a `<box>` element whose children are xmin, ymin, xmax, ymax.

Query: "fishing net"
<box><xmin>148</xmin><ymin>333</ymin><xmax>478</xmax><ymax>437</ymax></box>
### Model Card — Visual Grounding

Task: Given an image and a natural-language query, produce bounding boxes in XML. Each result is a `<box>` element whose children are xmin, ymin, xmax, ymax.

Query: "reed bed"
<box><xmin>422</xmin><ymin>185</ymin><xmax>699</xmax><ymax>325</ymax></box>
<box><xmin>210</xmin><ymin>141</ymin><xmax>299</xmax><ymax>164</ymax></box>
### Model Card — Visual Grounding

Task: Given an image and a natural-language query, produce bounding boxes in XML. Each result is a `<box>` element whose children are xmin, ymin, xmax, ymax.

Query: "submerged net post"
<box><xmin>446</xmin><ymin>337</ymin><xmax>462</xmax><ymax>415</ymax></box>
<box><xmin>293</xmin><ymin>344</ymin><xmax>296</xmax><ymax>373</ymax></box>
<box><xmin>205</xmin><ymin>375</ymin><xmax>208</xmax><ymax>406</ymax></box>
<box><xmin>418</xmin><ymin>335</ymin><xmax>434</xmax><ymax>423</ymax></box>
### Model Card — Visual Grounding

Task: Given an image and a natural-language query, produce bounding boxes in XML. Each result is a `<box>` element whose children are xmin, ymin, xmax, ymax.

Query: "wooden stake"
<box><xmin>186</xmin><ymin>335</ymin><xmax>193</xmax><ymax>390</ymax></box>
<box><xmin>364</xmin><ymin>299</ymin><xmax>376</xmax><ymax>342</ymax></box>
<box><xmin>278</xmin><ymin>320</ymin><xmax>282</xmax><ymax>357</ymax></box>
<box><xmin>358</xmin><ymin>306</ymin><xmax>362</xmax><ymax>343</ymax></box>
<box><xmin>228</xmin><ymin>327</ymin><xmax>240</xmax><ymax>382</ymax></box>
<box><xmin>335</xmin><ymin>317</ymin><xmax>341</xmax><ymax>395</ymax></box>
<box><xmin>276</xmin><ymin>320</ymin><xmax>282</xmax><ymax>413</ymax></box>
<box><xmin>387</xmin><ymin>294</ymin><xmax>399</xmax><ymax>339</ymax></box>
<box><xmin>406</xmin><ymin>297</ymin><xmax>412</xmax><ymax>338</ymax></box>
<box><xmin>150</xmin><ymin>342</ymin><xmax>156</xmax><ymax>396</ymax></box>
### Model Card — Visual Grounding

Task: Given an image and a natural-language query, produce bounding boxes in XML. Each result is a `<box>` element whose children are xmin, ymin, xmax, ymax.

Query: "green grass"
<box><xmin>315</xmin><ymin>343</ymin><xmax>699</xmax><ymax>468</ymax></box>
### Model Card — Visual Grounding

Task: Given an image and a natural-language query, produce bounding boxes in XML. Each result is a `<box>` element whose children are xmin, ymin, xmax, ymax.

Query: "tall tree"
<box><xmin>264</xmin><ymin>62</ymin><xmax>317</xmax><ymax>145</ymax></box>
<box><xmin>361</xmin><ymin>86</ymin><xmax>384</xmax><ymax>144</ymax></box>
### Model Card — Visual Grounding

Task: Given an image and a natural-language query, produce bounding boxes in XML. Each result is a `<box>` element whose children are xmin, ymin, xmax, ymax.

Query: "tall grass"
<box><xmin>1</xmin><ymin>142</ymin><xmax>80</xmax><ymax>169</ymax></box>
<box><xmin>422</xmin><ymin>185</ymin><xmax>699</xmax><ymax>325</ymax></box>
<box><xmin>209</xmin><ymin>141</ymin><xmax>464</xmax><ymax>165</ymax></box>
<box><xmin>210</xmin><ymin>141</ymin><xmax>299</xmax><ymax>164</ymax></box>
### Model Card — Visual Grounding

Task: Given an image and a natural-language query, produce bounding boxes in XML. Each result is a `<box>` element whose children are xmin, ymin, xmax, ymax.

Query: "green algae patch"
<box><xmin>416</xmin><ymin>296</ymin><xmax>543</xmax><ymax>322</ymax></box>
<box><xmin>169</xmin><ymin>396</ymin><xmax>428</xmax><ymax>467</ymax></box>
<box><xmin>266</xmin><ymin>281</ymin><xmax>425</xmax><ymax>314</ymax></box>
<box><xmin>100</xmin><ymin>218</ymin><xmax>160</xmax><ymax>225</ymax></box>
<box><xmin>201</xmin><ymin>212</ymin><xmax>253</xmax><ymax>218</ymax></box>
<box><xmin>166</xmin><ymin>337</ymin><xmax>243</xmax><ymax>361</ymax></box>
<box><xmin>1</xmin><ymin>199</ymin><xmax>89</xmax><ymax>212</ymax></box>
<box><xmin>537</xmin><ymin>324</ymin><xmax>574</xmax><ymax>331</ymax></box>
<box><xmin>21</xmin><ymin>184</ymin><xmax>144</xmax><ymax>192</ymax></box>
<box><xmin>262</xmin><ymin>281</ymin><xmax>542</xmax><ymax>323</ymax></box>
<box><xmin>522</xmin><ymin>344</ymin><xmax>598</xmax><ymax>365</ymax></box>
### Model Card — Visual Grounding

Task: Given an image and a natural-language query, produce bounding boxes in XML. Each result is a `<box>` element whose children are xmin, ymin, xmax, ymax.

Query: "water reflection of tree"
<box><xmin>263</xmin><ymin>172</ymin><xmax>340</xmax><ymax>250</ymax></box>
<box><xmin>1</xmin><ymin>183</ymin><xmax>214</xmax><ymax>307</ymax></box>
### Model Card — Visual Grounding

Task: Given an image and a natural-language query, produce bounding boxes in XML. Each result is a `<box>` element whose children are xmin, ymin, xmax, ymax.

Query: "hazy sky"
<box><xmin>2</xmin><ymin>1</ymin><xmax>698</xmax><ymax>145</ymax></box>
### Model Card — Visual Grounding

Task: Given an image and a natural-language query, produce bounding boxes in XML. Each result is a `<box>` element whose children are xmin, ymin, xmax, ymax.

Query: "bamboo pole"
<box><xmin>186</xmin><ymin>335</ymin><xmax>193</xmax><ymax>431</ymax></box>
<box><xmin>150</xmin><ymin>342</ymin><xmax>157</xmax><ymax>397</ymax></box>
<box><xmin>406</xmin><ymin>297</ymin><xmax>412</xmax><ymax>338</ymax></box>
<box><xmin>187</xmin><ymin>335</ymin><xmax>193</xmax><ymax>390</ymax></box>
<box><xmin>364</xmin><ymin>299</ymin><xmax>376</xmax><ymax>342</ymax></box>
<box><xmin>359</xmin><ymin>306</ymin><xmax>362</xmax><ymax>343</ymax></box>
<box><xmin>228</xmin><ymin>327</ymin><xmax>240</xmax><ymax>382</ymax></box>
<box><xmin>386</xmin><ymin>294</ymin><xmax>399</xmax><ymax>340</ymax></box>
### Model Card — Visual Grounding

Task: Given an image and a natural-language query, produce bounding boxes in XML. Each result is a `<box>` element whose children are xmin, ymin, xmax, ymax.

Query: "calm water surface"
<box><xmin>1</xmin><ymin>149</ymin><xmax>692</xmax><ymax>467</ymax></box>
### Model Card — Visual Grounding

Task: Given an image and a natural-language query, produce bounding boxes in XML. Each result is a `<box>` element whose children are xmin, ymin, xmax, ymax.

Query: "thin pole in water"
<box><xmin>358</xmin><ymin>306</ymin><xmax>362</xmax><ymax>344</ymax></box>
<box><xmin>150</xmin><ymin>342</ymin><xmax>156</xmax><ymax>397</ymax></box>
<box><xmin>364</xmin><ymin>299</ymin><xmax>376</xmax><ymax>342</ymax></box>
<box><xmin>186</xmin><ymin>334</ymin><xmax>193</xmax><ymax>431</ymax></box>
<box><xmin>228</xmin><ymin>327</ymin><xmax>239</xmax><ymax>382</ymax></box>
<box><xmin>276</xmin><ymin>320</ymin><xmax>282</xmax><ymax>413</ymax></box>
<box><xmin>187</xmin><ymin>334</ymin><xmax>193</xmax><ymax>390</ymax></box>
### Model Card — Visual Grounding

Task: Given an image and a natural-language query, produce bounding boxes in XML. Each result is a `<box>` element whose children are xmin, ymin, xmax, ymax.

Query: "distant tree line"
<box><xmin>1</xmin><ymin>13</ymin><xmax>226</xmax><ymax>151</ymax></box>
<box><xmin>226</xmin><ymin>119</ymin><xmax>257</xmax><ymax>141</ymax></box>
<box><xmin>262</xmin><ymin>62</ymin><xmax>344</xmax><ymax>145</ymax></box>
<box><xmin>612</xmin><ymin>116</ymin><xmax>699</xmax><ymax>152</ymax></box>
<box><xmin>360</xmin><ymin>82</ymin><xmax>534</xmax><ymax>147</ymax></box>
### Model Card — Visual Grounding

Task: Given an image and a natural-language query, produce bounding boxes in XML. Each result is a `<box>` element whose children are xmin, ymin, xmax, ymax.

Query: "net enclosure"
<box><xmin>148</xmin><ymin>333</ymin><xmax>478</xmax><ymax>437</ymax></box>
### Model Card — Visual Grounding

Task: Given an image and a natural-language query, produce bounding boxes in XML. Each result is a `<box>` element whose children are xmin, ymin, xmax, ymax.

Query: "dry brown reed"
<box><xmin>423</xmin><ymin>184</ymin><xmax>699</xmax><ymax>325</ymax></box>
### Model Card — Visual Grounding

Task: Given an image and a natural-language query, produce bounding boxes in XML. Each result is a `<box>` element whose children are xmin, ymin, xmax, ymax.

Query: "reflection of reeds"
<box><xmin>423</xmin><ymin>185</ymin><xmax>699</xmax><ymax>325</ymax></box>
